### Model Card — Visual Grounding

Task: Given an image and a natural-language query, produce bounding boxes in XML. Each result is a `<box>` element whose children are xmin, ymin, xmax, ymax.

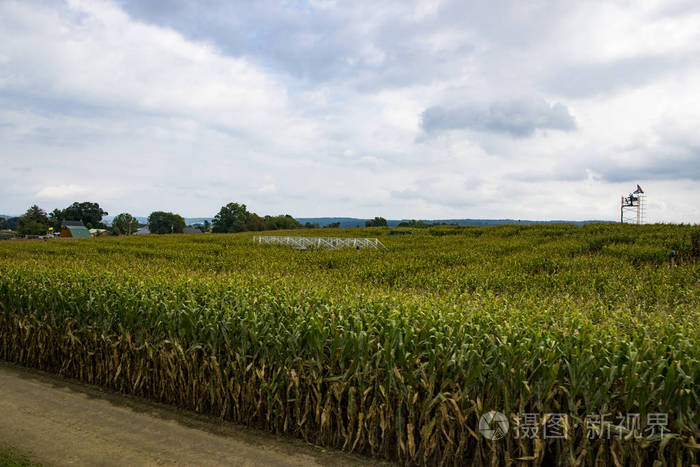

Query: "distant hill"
<box><xmin>296</xmin><ymin>217</ymin><xmax>615</xmax><ymax>227</ymax></box>
<box><xmin>103</xmin><ymin>215</ymin><xmax>614</xmax><ymax>228</ymax></box>
<box><xmin>104</xmin><ymin>216</ymin><xmax>213</xmax><ymax>226</ymax></box>
<box><xmin>295</xmin><ymin>217</ymin><xmax>369</xmax><ymax>227</ymax></box>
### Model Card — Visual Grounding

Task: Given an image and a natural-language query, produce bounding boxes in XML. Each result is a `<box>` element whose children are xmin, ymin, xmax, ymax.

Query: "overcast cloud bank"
<box><xmin>1</xmin><ymin>0</ymin><xmax>699</xmax><ymax>222</ymax></box>
<box><xmin>421</xmin><ymin>98</ymin><xmax>576</xmax><ymax>137</ymax></box>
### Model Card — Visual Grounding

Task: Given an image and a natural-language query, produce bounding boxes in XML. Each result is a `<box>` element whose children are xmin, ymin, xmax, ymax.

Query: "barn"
<box><xmin>60</xmin><ymin>220</ymin><xmax>91</xmax><ymax>238</ymax></box>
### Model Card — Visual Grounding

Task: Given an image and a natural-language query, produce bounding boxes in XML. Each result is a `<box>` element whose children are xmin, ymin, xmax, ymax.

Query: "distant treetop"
<box><xmin>365</xmin><ymin>217</ymin><xmax>388</xmax><ymax>227</ymax></box>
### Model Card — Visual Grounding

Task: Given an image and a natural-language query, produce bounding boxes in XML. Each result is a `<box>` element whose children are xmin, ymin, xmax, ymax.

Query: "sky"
<box><xmin>1</xmin><ymin>0</ymin><xmax>699</xmax><ymax>222</ymax></box>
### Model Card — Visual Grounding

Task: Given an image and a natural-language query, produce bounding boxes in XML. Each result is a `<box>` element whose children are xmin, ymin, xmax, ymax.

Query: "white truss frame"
<box><xmin>253</xmin><ymin>235</ymin><xmax>385</xmax><ymax>250</ymax></box>
<box><xmin>620</xmin><ymin>194</ymin><xmax>646</xmax><ymax>225</ymax></box>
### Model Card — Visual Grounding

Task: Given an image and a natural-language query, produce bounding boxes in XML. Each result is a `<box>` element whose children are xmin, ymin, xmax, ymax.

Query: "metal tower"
<box><xmin>620</xmin><ymin>185</ymin><xmax>646</xmax><ymax>224</ymax></box>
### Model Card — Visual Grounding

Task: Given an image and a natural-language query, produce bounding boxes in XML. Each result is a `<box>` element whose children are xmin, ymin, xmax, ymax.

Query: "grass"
<box><xmin>0</xmin><ymin>447</ymin><xmax>39</xmax><ymax>467</ymax></box>
<box><xmin>0</xmin><ymin>223</ymin><xmax>697</xmax><ymax>465</ymax></box>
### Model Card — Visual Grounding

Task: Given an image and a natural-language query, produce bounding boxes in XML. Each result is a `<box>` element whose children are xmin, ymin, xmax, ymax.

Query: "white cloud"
<box><xmin>36</xmin><ymin>184</ymin><xmax>89</xmax><ymax>199</ymax></box>
<box><xmin>0</xmin><ymin>0</ymin><xmax>698</xmax><ymax>222</ymax></box>
<box><xmin>2</xmin><ymin>1</ymin><xmax>291</xmax><ymax>123</ymax></box>
<box><xmin>564</xmin><ymin>2</ymin><xmax>700</xmax><ymax>62</ymax></box>
<box><xmin>257</xmin><ymin>184</ymin><xmax>277</xmax><ymax>195</ymax></box>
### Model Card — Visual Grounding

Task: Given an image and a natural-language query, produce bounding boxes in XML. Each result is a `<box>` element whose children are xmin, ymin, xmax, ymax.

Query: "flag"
<box><xmin>633</xmin><ymin>184</ymin><xmax>644</xmax><ymax>194</ymax></box>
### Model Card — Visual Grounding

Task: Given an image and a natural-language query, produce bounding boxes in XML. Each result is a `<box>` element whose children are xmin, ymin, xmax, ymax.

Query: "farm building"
<box><xmin>89</xmin><ymin>228</ymin><xmax>108</xmax><ymax>237</ymax></box>
<box><xmin>60</xmin><ymin>220</ymin><xmax>90</xmax><ymax>238</ymax></box>
<box><xmin>183</xmin><ymin>226</ymin><xmax>202</xmax><ymax>234</ymax></box>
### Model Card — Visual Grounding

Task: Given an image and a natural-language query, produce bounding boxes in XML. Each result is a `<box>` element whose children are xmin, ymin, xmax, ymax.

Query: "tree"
<box><xmin>18</xmin><ymin>205</ymin><xmax>49</xmax><ymax>236</ymax></box>
<box><xmin>397</xmin><ymin>220</ymin><xmax>429</xmax><ymax>228</ymax></box>
<box><xmin>212</xmin><ymin>203</ymin><xmax>252</xmax><ymax>233</ymax></box>
<box><xmin>266</xmin><ymin>215</ymin><xmax>298</xmax><ymax>230</ymax></box>
<box><xmin>0</xmin><ymin>217</ymin><xmax>19</xmax><ymax>231</ymax></box>
<box><xmin>148</xmin><ymin>211</ymin><xmax>185</xmax><ymax>234</ymax></box>
<box><xmin>203</xmin><ymin>220</ymin><xmax>211</xmax><ymax>232</ymax></box>
<box><xmin>211</xmin><ymin>204</ymin><xmax>303</xmax><ymax>233</ymax></box>
<box><xmin>264</xmin><ymin>214</ymin><xmax>301</xmax><ymax>230</ymax></box>
<box><xmin>365</xmin><ymin>217</ymin><xmax>388</xmax><ymax>227</ymax></box>
<box><xmin>63</xmin><ymin>202</ymin><xmax>108</xmax><ymax>229</ymax></box>
<box><xmin>246</xmin><ymin>213</ymin><xmax>266</xmax><ymax>231</ymax></box>
<box><xmin>19</xmin><ymin>221</ymin><xmax>48</xmax><ymax>236</ymax></box>
<box><xmin>112</xmin><ymin>213</ymin><xmax>139</xmax><ymax>235</ymax></box>
<box><xmin>325</xmin><ymin>222</ymin><xmax>341</xmax><ymax>228</ymax></box>
<box><xmin>48</xmin><ymin>209</ymin><xmax>65</xmax><ymax>230</ymax></box>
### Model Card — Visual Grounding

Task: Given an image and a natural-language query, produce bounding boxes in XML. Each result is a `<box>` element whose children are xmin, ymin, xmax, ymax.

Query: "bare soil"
<box><xmin>0</xmin><ymin>362</ymin><xmax>387</xmax><ymax>466</ymax></box>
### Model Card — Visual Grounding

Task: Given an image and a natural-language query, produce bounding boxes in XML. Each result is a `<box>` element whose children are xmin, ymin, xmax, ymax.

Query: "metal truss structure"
<box><xmin>253</xmin><ymin>235</ymin><xmax>385</xmax><ymax>250</ymax></box>
<box><xmin>620</xmin><ymin>193</ymin><xmax>646</xmax><ymax>224</ymax></box>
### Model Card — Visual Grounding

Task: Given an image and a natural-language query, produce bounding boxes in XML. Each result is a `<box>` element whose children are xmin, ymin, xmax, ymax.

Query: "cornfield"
<box><xmin>0</xmin><ymin>223</ymin><xmax>698</xmax><ymax>466</ymax></box>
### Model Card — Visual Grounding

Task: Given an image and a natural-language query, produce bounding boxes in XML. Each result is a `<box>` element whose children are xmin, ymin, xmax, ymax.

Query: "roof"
<box><xmin>62</xmin><ymin>220</ymin><xmax>85</xmax><ymax>227</ymax></box>
<box><xmin>65</xmin><ymin>225</ymin><xmax>91</xmax><ymax>238</ymax></box>
<box><xmin>183</xmin><ymin>227</ymin><xmax>202</xmax><ymax>234</ymax></box>
<box><xmin>134</xmin><ymin>227</ymin><xmax>150</xmax><ymax>235</ymax></box>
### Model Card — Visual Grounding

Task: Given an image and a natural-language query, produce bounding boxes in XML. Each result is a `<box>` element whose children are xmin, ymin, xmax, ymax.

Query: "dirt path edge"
<box><xmin>0</xmin><ymin>361</ymin><xmax>389</xmax><ymax>467</ymax></box>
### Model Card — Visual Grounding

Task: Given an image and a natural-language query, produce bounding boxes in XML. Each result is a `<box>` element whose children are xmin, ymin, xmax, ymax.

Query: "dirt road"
<box><xmin>0</xmin><ymin>362</ymin><xmax>384</xmax><ymax>466</ymax></box>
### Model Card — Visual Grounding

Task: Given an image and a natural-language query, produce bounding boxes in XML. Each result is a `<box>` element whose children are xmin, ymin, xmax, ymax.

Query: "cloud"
<box><xmin>421</xmin><ymin>97</ymin><xmax>576</xmax><ymax>137</ymax></box>
<box><xmin>596</xmin><ymin>123</ymin><xmax>700</xmax><ymax>182</ymax></box>
<box><xmin>390</xmin><ymin>174</ymin><xmax>482</xmax><ymax>209</ymax></box>
<box><xmin>599</xmin><ymin>158</ymin><xmax>700</xmax><ymax>182</ymax></box>
<box><xmin>501</xmin><ymin>118</ymin><xmax>700</xmax><ymax>184</ymax></box>
<box><xmin>257</xmin><ymin>183</ymin><xmax>277</xmax><ymax>195</ymax></box>
<box><xmin>36</xmin><ymin>184</ymin><xmax>89</xmax><ymax>199</ymax></box>
<box><xmin>0</xmin><ymin>0</ymin><xmax>307</xmax><ymax>144</ymax></box>
<box><xmin>0</xmin><ymin>0</ymin><xmax>699</xmax><ymax>223</ymax></box>
<box><xmin>543</xmin><ymin>54</ymin><xmax>695</xmax><ymax>98</ymax></box>
<box><xmin>116</xmin><ymin>0</ymin><xmax>461</xmax><ymax>89</ymax></box>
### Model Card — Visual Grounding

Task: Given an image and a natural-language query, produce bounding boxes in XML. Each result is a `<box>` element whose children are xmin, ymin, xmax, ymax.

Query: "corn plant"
<box><xmin>0</xmin><ymin>223</ymin><xmax>697</xmax><ymax>465</ymax></box>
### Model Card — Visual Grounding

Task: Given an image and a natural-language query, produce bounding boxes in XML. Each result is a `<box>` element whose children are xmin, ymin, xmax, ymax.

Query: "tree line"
<box><xmin>0</xmin><ymin>202</ymin><xmax>109</xmax><ymax>236</ymax></box>
<box><xmin>1</xmin><ymin>201</ymin><xmax>384</xmax><ymax>237</ymax></box>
